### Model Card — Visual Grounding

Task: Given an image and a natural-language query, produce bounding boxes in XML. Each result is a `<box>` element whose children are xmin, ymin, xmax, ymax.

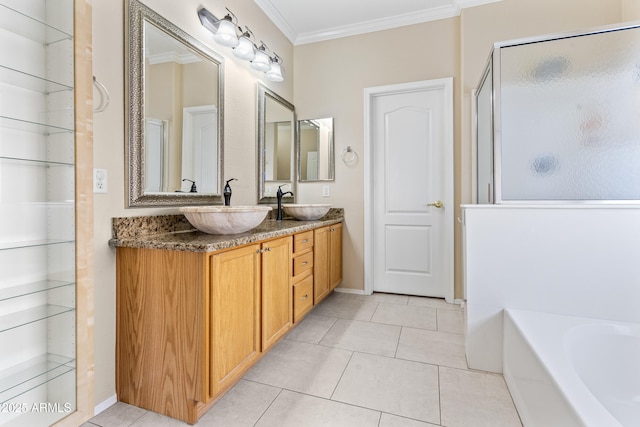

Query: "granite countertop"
<box><xmin>109</xmin><ymin>208</ymin><xmax>343</xmax><ymax>253</ymax></box>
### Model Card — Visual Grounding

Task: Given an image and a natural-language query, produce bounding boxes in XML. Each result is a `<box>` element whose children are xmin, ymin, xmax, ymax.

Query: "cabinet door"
<box><xmin>314</xmin><ymin>226</ymin><xmax>331</xmax><ymax>303</ymax></box>
<box><xmin>329</xmin><ymin>223</ymin><xmax>343</xmax><ymax>290</ymax></box>
<box><xmin>293</xmin><ymin>274</ymin><xmax>314</xmax><ymax>323</ymax></box>
<box><xmin>261</xmin><ymin>236</ymin><xmax>292</xmax><ymax>351</ymax></box>
<box><xmin>209</xmin><ymin>244</ymin><xmax>261</xmax><ymax>397</ymax></box>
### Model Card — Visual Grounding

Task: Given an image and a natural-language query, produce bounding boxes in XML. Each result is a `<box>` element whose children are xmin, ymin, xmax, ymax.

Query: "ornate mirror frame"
<box><xmin>125</xmin><ymin>0</ymin><xmax>225</xmax><ymax>207</ymax></box>
<box><xmin>257</xmin><ymin>83</ymin><xmax>296</xmax><ymax>204</ymax></box>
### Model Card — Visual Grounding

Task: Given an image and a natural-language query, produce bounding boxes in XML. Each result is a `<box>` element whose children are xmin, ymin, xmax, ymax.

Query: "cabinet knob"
<box><xmin>301</xmin><ymin>294</ymin><xmax>308</xmax><ymax>300</ymax></box>
<box><xmin>301</xmin><ymin>261</ymin><xmax>308</xmax><ymax>266</ymax></box>
<box><xmin>264</xmin><ymin>247</ymin><xmax>271</xmax><ymax>252</ymax></box>
<box><xmin>301</xmin><ymin>239</ymin><xmax>309</xmax><ymax>243</ymax></box>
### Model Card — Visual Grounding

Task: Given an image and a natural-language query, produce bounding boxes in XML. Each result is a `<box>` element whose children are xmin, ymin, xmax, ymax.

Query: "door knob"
<box><xmin>427</xmin><ymin>200</ymin><xmax>443</xmax><ymax>209</ymax></box>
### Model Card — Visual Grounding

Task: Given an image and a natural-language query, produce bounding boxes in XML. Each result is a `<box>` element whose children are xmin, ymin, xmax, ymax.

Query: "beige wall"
<box><xmin>294</xmin><ymin>0</ymin><xmax>624</xmax><ymax>300</ymax></box>
<box><xmin>293</xmin><ymin>18</ymin><xmax>460</xmax><ymax>292</ymax></box>
<box><xmin>91</xmin><ymin>0</ymin><xmax>634</xmax><ymax>409</ymax></box>
<box><xmin>622</xmin><ymin>0</ymin><xmax>640</xmax><ymax>18</ymax></box>
<box><xmin>92</xmin><ymin>0</ymin><xmax>292</xmax><ymax>405</ymax></box>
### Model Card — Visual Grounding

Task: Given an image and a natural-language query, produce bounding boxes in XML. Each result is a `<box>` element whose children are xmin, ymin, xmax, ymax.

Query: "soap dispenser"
<box><xmin>223</xmin><ymin>178</ymin><xmax>237</xmax><ymax>206</ymax></box>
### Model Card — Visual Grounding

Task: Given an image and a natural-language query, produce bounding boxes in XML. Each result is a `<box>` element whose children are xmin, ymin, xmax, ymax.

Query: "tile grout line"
<box><xmin>127</xmin><ymin>403</ymin><xmax>151</xmax><ymax>427</ymax></box>
<box><xmin>251</xmin><ymin>386</ymin><xmax>286</xmax><ymax>427</ymax></box>
<box><xmin>393</xmin><ymin>325</ymin><xmax>403</xmax><ymax>359</ymax></box>
<box><xmin>328</xmin><ymin>349</ymin><xmax>356</xmax><ymax>401</ymax></box>
<box><xmin>437</xmin><ymin>365</ymin><xmax>443</xmax><ymax>426</ymax></box>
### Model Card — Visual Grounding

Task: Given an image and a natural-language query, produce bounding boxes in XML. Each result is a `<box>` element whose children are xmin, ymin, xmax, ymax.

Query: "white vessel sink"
<box><xmin>282</xmin><ymin>204</ymin><xmax>331</xmax><ymax>221</ymax></box>
<box><xmin>180</xmin><ymin>206</ymin><xmax>272</xmax><ymax>234</ymax></box>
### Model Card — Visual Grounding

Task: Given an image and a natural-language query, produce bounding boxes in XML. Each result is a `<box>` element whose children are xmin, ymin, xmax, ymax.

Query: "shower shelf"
<box><xmin>0</xmin><ymin>280</ymin><xmax>74</xmax><ymax>302</ymax></box>
<box><xmin>0</xmin><ymin>3</ymin><xmax>72</xmax><ymax>45</ymax></box>
<box><xmin>0</xmin><ymin>238</ymin><xmax>75</xmax><ymax>251</ymax></box>
<box><xmin>0</xmin><ymin>0</ymin><xmax>89</xmax><ymax>422</ymax></box>
<box><xmin>0</xmin><ymin>304</ymin><xmax>75</xmax><ymax>333</ymax></box>
<box><xmin>0</xmin><ymin>155</ymin><xmax>74</xmax><ymax>167</ymax></box>
<box><xmin>0</xmin><ymin>353</ymin><xmax>76</xmax><ymax>405</ymax></box>
<box><xmin>0</xmin><ymin>115</ymin><xmax>73</xmax><ymax>135</ymax></box>
<box><xmin>0</xmin><ymin>64</ymin><xmax>73</xmax><ymax>94</ymax></box>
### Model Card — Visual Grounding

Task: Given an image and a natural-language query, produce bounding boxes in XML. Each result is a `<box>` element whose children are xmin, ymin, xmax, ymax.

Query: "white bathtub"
<box><xmin>503</xmin><ymin>309</ymin><xmax>640</xmax><ymax>427</ymax></box>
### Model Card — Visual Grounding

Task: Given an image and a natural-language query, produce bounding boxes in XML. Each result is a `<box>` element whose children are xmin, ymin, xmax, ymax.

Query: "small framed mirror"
<box><xmin>257</xmin><ymin>83</ymin><xmax>295</xmax><ymax>204</ymax></box>
<box><xmin>297</xmin><ymin>118</ymin><xmax>334</xmax><ymax>181</ymax></box>
<box><xmin>125</xmin><ymin>0</ymin><xmax>224</xmax><ymax>207</ymax></box>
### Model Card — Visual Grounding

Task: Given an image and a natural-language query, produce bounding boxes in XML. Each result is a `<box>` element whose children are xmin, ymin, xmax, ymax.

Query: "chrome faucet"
<box><xmin>276</xmin><ymin>184</ymin><xmax>293</xmax><ymax>220</ymax></box>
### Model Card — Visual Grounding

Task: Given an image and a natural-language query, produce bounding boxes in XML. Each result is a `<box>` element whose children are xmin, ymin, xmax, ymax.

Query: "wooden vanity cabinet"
<box><xmin>117</xmin><ymin>247</ymin><xmax>209</xmax><ymax>424</ymax></box>
<box><xmin>116</xmin><ymin>223</ymin><xmax>342</xmax><ymax>424</ymax></box>
<box><xmin>314</xmin><ymin>223</ymin><xmax>343</xmax><ymax>304</ymax></box>
<box><xmin>292</xmin><ymin>231</ymin><xmax>314</xmax><ymax>323</ymax></box>
<box><xmin>117</xmin><ymin>235</ymin><xmax>292</xmax><ymax>424</ymax></box>
<box><xmin>208</xmin><ymin>244</ymin><xmax>261</xmax><ymax>398</ymax></box>
<box><xmin>260</xmin><ymin>236</ymin><xmax>293</xmax><ymax>351</ymax></box>
<box><xmin>329</xmin><ymin>224</ymin><xmax>344</xmax><ymax>290</ymax></box>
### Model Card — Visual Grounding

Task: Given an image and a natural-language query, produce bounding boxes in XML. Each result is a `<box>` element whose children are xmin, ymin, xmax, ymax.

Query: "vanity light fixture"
<box><xmin>197</xmin><ymin>7</ymin><xmax>239</xmax><ymax>47</ymax></box>
<box><xmin>251</xmin><ymin>42</ymin><xmax>272</xmax><ymax>72</ymax></box>
<box><xmin>198</xmin><ymin>7</ymin><xmax>285</xmax><ymax>82</ymax></box>
<box><xmin>213</xmin><ymin>13</ymin><xmax>239</xmax><ymax>47</ymax></box>
<box><xmin>265</xmin><ymin>54</ymin><xmax>284</xmax><ymax>82</ymax></box>
<box><xmin>233</xmin><ymin>27</ymin><xmax>256</xmax><ymax>61</ymax></box>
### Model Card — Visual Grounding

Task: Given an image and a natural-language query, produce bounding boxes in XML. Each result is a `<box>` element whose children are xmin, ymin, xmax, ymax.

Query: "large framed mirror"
<box><xmin>297</xmin><ymin>118</ymin><xmax>335</xmax><ymax>181</ymax></box>
<box><xmin>125</xmin><ymin>0</ymin><xmax>224</xmax><ymax>207</ymax></box>
<box><xmin>257</xmin><ymin>83</ymin><xmax>295</xmax><ymax>204</ymax></box>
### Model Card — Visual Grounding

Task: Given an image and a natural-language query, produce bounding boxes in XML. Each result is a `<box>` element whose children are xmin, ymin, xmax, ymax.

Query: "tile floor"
<box><xmin>84</xmin><ymin>292</ymin><xmax>522</xmax><ymax>427</ymax></box>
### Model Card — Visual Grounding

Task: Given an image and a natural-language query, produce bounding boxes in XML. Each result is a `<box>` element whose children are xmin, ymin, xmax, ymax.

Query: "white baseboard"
<box><xmin>94</xmin><ymin>394</ymin><xmax>117</xmax><ymax>416</ymax></box>
<box><xmin>335</xmin><ymin>288</ymin><xmax>466</xmax><ymax>305</ymax></box>
<box><xmin>334</xmin><ymin>287</ymin><xmax>367</xmax><ymax>295</ymax></box>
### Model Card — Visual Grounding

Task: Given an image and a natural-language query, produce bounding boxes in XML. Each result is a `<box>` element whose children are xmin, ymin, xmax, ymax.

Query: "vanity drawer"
<box><xmin>293</xmin><ymin>275</ymin><xmax>313</xmax><ymax>323</ymax></box>
<box><xmin>293</xmin><ymin>231</ymin><xmax>313</xmax><ymax>254</ymax></box>
<box><xmin>293</xmin><ymin>251</ymin><xmax>313</xmax><ymax>277</ymax></box>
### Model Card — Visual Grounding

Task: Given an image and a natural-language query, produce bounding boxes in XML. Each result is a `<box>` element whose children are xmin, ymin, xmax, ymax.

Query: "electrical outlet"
<box><xmin>94</xmin><ymin>168</ymin><xmax>108</xmax><ymax>193</ymax></box>
<box><xmin>322</xmin><ymin>185</ymin><xmax>330</xmax><ymax>197</ymax></box>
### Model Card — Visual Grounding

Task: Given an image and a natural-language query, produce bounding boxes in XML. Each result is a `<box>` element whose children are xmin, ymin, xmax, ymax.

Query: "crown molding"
<box><xmin>254</xmin><ymin>0</ymin><xmax>503</xmax><ymax>45</ymax></box>
<box><xmin>147</xmin><ymin>51</ymin><xmax>200</xmax><ymax>65</ymax></box>
<box><xmin>296</xmin><ymin>4</ymin><xmax>460</xmax><ymax>45</ymax></box>
<box><xmin>456</xmin><ymin>0</ymin><xmax>503</xmax><ymax>8</ymax></box>
<box><xmin>253</xmin><ymin>0</ymin><xmax>298</xmax><ymax>44</ymax></box>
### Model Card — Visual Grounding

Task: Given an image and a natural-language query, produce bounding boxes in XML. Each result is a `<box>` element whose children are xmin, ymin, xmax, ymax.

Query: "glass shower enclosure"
<box><xmin>475</xmin><ymin>22</ymin><xmax>640</xmax><ymax>203</ymax></box>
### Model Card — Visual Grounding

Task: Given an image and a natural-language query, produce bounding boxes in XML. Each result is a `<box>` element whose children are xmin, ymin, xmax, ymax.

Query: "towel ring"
<box><xmin>93</xmin><ymin>76</ymin><xmax>110</xmax><ymax>113</ymax></box>
<box><xmin>341</xmin><ymin>146</ymin><xmax>358</xmax><ymax>166</ymax></box>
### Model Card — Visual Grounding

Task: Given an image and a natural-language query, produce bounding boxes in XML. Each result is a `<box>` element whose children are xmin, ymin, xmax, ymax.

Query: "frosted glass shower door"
<box><xmin>498</xmin><ymin>25</ymin><xmax>640</xmax><ymax>201</ymax></box>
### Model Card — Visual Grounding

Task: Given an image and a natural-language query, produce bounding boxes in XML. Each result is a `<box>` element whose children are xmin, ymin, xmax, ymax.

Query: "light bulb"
<box><xmin>251</xmin><ymin>49</ymin><xmax>271</xmax><ymax>71</ymax></box>
<box><xmin>213</xmin><ymin>18</ymin><xmax>239</xmax><ymax>47</ymax></box>
<box><xmin>266</xmin><ymin>61</ymin><xmax>284</xmax><ymax>82</ymax></box>
<box><xmin>233</xmin><ymin>36</ymin><xmax>255</xmax><ymax>60</ymax></box>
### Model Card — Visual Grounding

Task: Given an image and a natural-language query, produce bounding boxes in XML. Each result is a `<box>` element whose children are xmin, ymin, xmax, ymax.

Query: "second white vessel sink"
<box><xmin>180</xmin><ymin>206</ymin><xmax>272</xmax><ymax>234</ymax></box>
<box><xmin>282</xmin><ymin>204</ymin><xmax>331</xmax><ymax>221</ymax></box>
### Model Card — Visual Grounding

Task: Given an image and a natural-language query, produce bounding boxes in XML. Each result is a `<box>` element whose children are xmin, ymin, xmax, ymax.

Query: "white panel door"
<box><xmin>368</xmin><ymin>79</ymin><xmax>453</xmax><ymax>300</ymax></box>
<box><xmin>182</xmin><ymin>105</ymin><xmax>218</xmax><ymax>193</ymax></box>
<box><xmin>144</xmin><ymin>118</ymin><xmax>165</xmax><ymax>192</ymax></box>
